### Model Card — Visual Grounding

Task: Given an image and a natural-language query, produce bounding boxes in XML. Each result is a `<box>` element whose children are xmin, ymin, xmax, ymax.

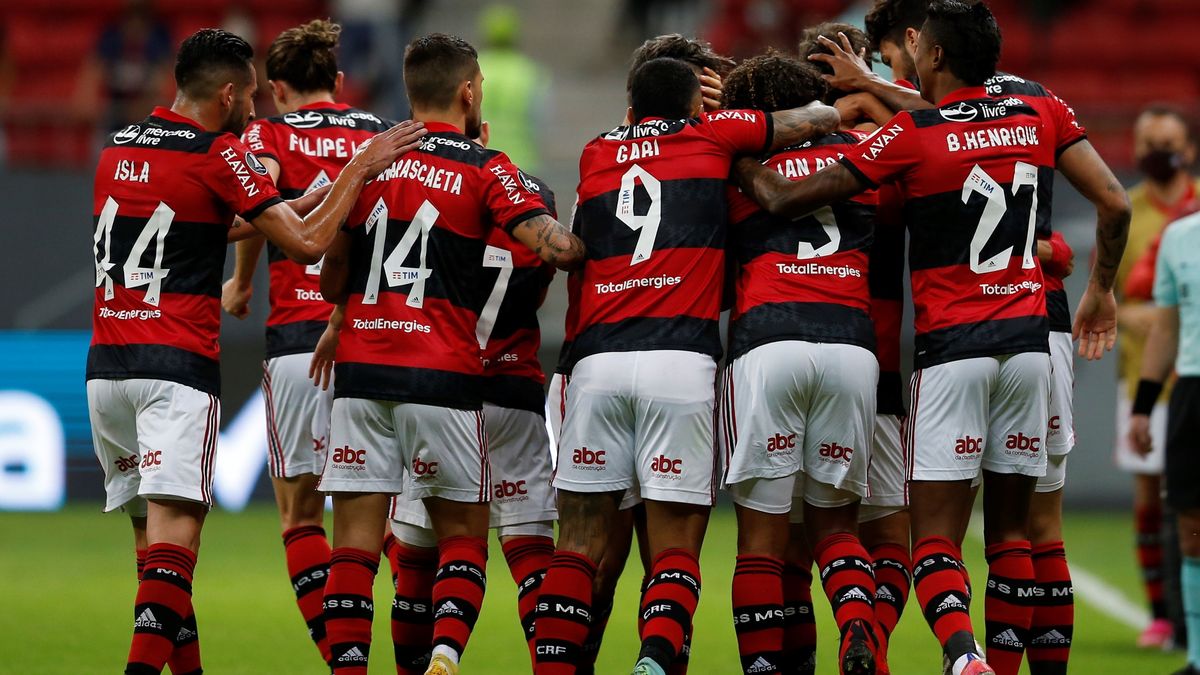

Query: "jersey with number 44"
<box><xmin>569</xmin><ymin>110</ymin><xmax>773</xmax><ymax>368</ymax></box>
<box><xmin>88</xmin><ymin>107</ymin><xmax>283</xmax><ymax>395</ymax></box>
<box><xmin>841</xmin><ymin>87</ymin><xmax>1069</xmax><ymax>369</ymax></box>
<box><xmin>334</xmin><ymin>122</ymin><xmax>550</xmax><ymax>410</ymax></box>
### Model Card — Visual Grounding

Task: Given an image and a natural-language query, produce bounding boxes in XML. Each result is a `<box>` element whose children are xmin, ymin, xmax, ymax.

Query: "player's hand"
<box><xmin>349</xmin><ymin>120</ymin><xmax>427</xmax><ymax>177</ymax></box>
<box><xmin>834</xmin><ymin>92</ymin><xmax>874</xmax><ymax>126</ymax></box>
<box><xmin>221</xmin><ymin>278</ymin><xmax>252</xmax><ymax>319</ymax></box>
<box><xmin>1072</xmin><ymin>282</ymin><xmax>1118</xmax><ymax>360</ymax></box>
<box><xmin>808</xmin><ymin>32</ymin><xmax>873</xmax><ymax>92</ymax></box>
<box><xmin>700</xmin><ymin>67</ymin><xmax>724</xmax><ymax>112</ymax></box>
<box><xmin>475</xmin><ymin>120</ymin><xmax>491</xmax><ymax>148</ymax></box>
<box><xmin>1129</xmin><ymin>413</ymin><xmax>1154</xmax><ymax>456</ymax></box>
<box><xmin>309</xmin><ymin>323</ymin><xmax>339</xmax><ymax>391</ymax></box>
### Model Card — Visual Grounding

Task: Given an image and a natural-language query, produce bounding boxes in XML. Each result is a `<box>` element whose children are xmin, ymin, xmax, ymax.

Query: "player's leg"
<box><xmin>784</xmin><ymin>522</ymin><xmax>818</xmax><ymax>674</ymax></box>
<box><xmin>579</xmin><ymin>499</ymin><xmax>638</xmax><ymax>674</ymax></box>
<box><xmin>978</xmin><ymin>352</ymin><xmax>1051</xmax><ymax>675</ymax></box>
<box><xmin>859</xmin><ymin>412</ymin><xmax>912</xmax><ymax>660</ymax></box>
<box><xmin>728</xmin><ymin>484</ymin><xmax>794</xmax><ymax>675</ymax></box>
<box><xmin>319</xmin><ymin>397</ymin><xmax>406</xmax><ymax>674</ymax></box>
<box><xmin>639</xmin><ymin>499</ymin><xmax>710</xmax><ymax>673</ymax></box>
<box><xmin>389</xmin><ymin>500</ymin><xmax>439</xmax><ymax>674</ymax></box>
<box><xmin>1164</xmin><ymin>378</ymin><xmax>1200</xmax><ymax>675</ymax></box>
<box><xmin>907</xmin><ymin>358</ymin><xmax>993</xmax><ymax>672</ymax></box>
<box><xmin>263</xmin><ymin>354</ymin><xmax>333</xmax><ymax>664</ymax></box>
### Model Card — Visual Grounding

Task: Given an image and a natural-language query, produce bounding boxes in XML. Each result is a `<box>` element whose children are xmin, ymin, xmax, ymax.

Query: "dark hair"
<box><xmin>174</xmin><ymin>28</ymin><xmax>254</xmax><ymax>98</ymax></box>
<box><xmin>798</xmin><ymin>22</ymin><xmax>872</xmax><ymax>103</ymax></box>
<box><xmin>403</xmin><ymin>33</ymin><xmax>479</xmax><ymax>110</ymax></box>
<box><xmin>627</xmin><ymin>34</ymin><xmax>735</xmax><ymax>91</ymax></box>
<box><xmin>722</xmin><ymin>50</ymin><xmax>826</xmax><ymax>112</ymax></box>
<box><xmin>629</xmin><ymin>57</ymin><xmax>700</xmax><ymax>122</ymax></box>
<box><xmin>923</xmin><ymin>0</ymin><xmax>1001</xmax><ymax>86</ymax></box>
<box><xmin>1139</xmin><ymin>103</ymin><xmax>1197</xmax><ymax>143</ymax></box>
<box><xmin>266</xmin><ymin>19</ymin><xmax>340</xmax><ymax>93</ymax></box>
<box><xmin>863</xmin><ymin>0</ymin><xmax>927</xmax><ymax>51</ymax></box>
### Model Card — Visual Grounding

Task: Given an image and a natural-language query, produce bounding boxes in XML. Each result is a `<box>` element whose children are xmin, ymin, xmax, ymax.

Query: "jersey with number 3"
<box><xmin>334</xmin><ymin>122</ymin><xmax>549</xmax><ymax>410</ymax></box>
<box><xmin>569</xmin><ymin>110</ymin><xmax>774</xmax><ymax>368</ymax></box>
<box><xmin>88</xmin><ymin>107</ymin><xmax>283</xmax><ymax>395</ymax></box>
<box><xmin>243</xmin><ymin>103</ymin><xmax>393</xmax><ymax>357</ymax></box>
<box><xmin>840</xmin><ymin>87</ymin><xmax>1070</xmax><ymax>369</ymax></box>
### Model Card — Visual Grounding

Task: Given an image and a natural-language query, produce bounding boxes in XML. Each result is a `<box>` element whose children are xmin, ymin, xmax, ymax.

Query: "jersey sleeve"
<box><xmin>1153</xmin><ymin>230</ymin><xmax>1179</xmax><ymax>307</ymax></box>
<box><xmin>701</xmin><ymin>109</ymin><xmax>773</xmax><ymax>156</ymax></box>
<box><xmin>1041</xmin><ymin>88</ymin><xmax>1088</xmax><ymax>156</ymax></box>
<box><xmin>838</xmin><ymin>111</ymin><xmax>921</xmax><ymax>189</ymax></box>
<box><xmin>480</xmin><ymin>152</ymin><xmax>551</xmax><ymax>233</ymax></box>
<box><xmin>205</xmin><ymin>135</ymin><xmax>283</xmax><ymax>221</ymax></box>
<box><xmin>241</xmin><ymin>119</ymin><xmax>281</xmax><ymax>163</ymax></box>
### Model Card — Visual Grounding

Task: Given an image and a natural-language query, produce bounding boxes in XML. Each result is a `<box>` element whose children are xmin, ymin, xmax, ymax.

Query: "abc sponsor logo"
<box><xmin>493</xmin><ymin>479</ymin><xmax>528</xmax><ymax>500</ymax></box>
<box><xmin>766</xmin><ymin>432</ymin><xmax>796</xmax><ymax>453</ymax></box>
<box><xmin>331</xmin><ymin>446</ymin><xmax>367</xmax><ymax>471</ymax></box>
<box><xmin>954</xmin><ymin>436</ymin><xmax>983</xmax><ymax>458</ymax></box>
<box><xmin>571</xmin><ymin>447</ymin><xmax>606</xmax><ymax>470</ymax></box>
<box><xmin>650</xmin><ymin>455</ymin><xmax>683</xmax><ymax>479</ymax></box>
<box><xmin>114</xmin><ymin>454</ymin><xmax>139</xmax><ymax>473</ymax></box>
<box><xmin>412</xmin><ymin>457</ymin><xmax>438</xmax><ymax>477</ymax></box>
<box><xmin>818</xmin><ymin>442</ymin><xmax>853</xmax><ymax>462</ymax></box>
<box><xmin>140</xmin><ymin>450</ymin><xmax>162</xmax><ymax>470</ymax></box>
<box><xmin>1005</xmin><ymin>433</ymin><xmax>1040</xmax><ymax>454</ymax></box>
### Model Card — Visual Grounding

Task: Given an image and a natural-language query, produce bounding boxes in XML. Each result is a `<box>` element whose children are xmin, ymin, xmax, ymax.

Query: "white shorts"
<box><xmin>320</xmin><ymin>398</ymin><xmax>489</xmax><ymax>502</ymax></box>
<box><xmin>262</xmin><ymin>354</ymin><xmax>334</xmax><ymax>478</ymax></box>
<box><xmin>1115</xmin><ymin>380</ymin><xmax>1168</xmax><ymax>474</ymax></box>
<box><xmin>549</xmin><ymin>371</ymin><xmax>642</xmax><ymax>511</ymax></box>
<box><xmin>907</xmin><ymin>352</ymin><xmax>1051</xmax><ymax>482</ymax></box>
<box><xmin>1036</xmin><ymin>453</ymin><xmax>1068</xmax><ymax>493</ymax></box>
<box><xmin>87</xmin><ymin>378</ymin><xmax>220</xmax><ymax>512</ymax></box>
<box><xmin>555</xmin><ymin>351</ymin><xmax>718</xmax><ymax>506</ymax></box>
<box><xmin>391</xmin><ymin>403</ymin><xmax>556</xmax><ymax>530</ymax></box>
<box><xmin>720</xmin><ymin>341</ymin><xmax>875</xmax><ymax>497</ymax></box>
<box><xmin>727</xmin><ymin>472</ymin><xmax>859</xmax><ymax>523</ymax></box>
<box><xmin>1046</xmin><ymin>332</ymin><xmax>1075</xmax><ymax>454</ymax></box>
<box><xmin>862</xmin><ymin>414</ymin><xmax>907</xmax><ymax>515</ymax></box>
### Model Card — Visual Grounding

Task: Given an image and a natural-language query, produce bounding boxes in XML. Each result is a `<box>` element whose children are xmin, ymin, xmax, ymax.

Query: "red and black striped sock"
<box><xmin>1136</xmin><ymin>505</ymin><xmax>1167</xmax><ymax>618</ymax></box>
<box><xmin>502</xmin><ymin>536</ymin><xmax>554</xmax><ymax>665</ymax></box>
<box><xmin>984</xmin><ymin>540</ymin><xmax>1035</xmax><ymax>675</ymax></box>
<box><xmin>638</xmin><ymin>549</ymin><xmax>702</xmax><ymax>671</ymax></box>
<box><xmin>912</xmin><ymin>537</ymin><xmax>975</xmax><ymax>650</ymax></box>
<box><xmin>325</xmin><ymin>547</ymin><xmax>379</xmax><ymax>674</ymax></box>
<box><xmin>125</xmin><ymin>543</ymin><xmax>196</xmax><ymax>675</ymax></box>
<box><xmin>815</xmin><ymin>533</ymin><xmax>878</xmax><ymax>666</ymax></box>
<box><xmin>431</xmin><ymin>536</ymin><xmax>488</xmax><ymax>660</ymax></box>
<box><xmin>577</xmin><ymin>592</ymin><xmax>613</xmax><ymax>674</ymax></box>
<box><xmin>283</xmin><ymin>525</ymin><xmax>332</xmax><ymax>664</ymax></box>
<box><xmin>732</xmin><ymin>555</ymin><xmax>785</xmax><ymax>675</ymax></box>
<box><xmin>1028</xmin><ymin>541</ymin><xmax>1073</xmax><ymax>675</ymax></box>
<box><xmin>135</xmin><ymin>548</ymin><xmax>148</xmax><ymax>581</ymax></box>
<box><xmin>390</xmin><ymin>541</ymin><xmax>437</xmax><ymax>674</ymax></box>
<box><xmin>383</xmin><ymin>531</ymin><xmax>400</xmax><ymax>581</ymax></box>
<box><xmin>781</xmin><ymin>562</ymin><xmax>817</xmax><ymax>673</ymax></box>
<box><xmin>533</xmin><ymin>551</ymin><xmax>596</xmax><ymax>674</ymax></box>
<box><xmin>167</xmin><ymin>611</ymin><xmax>202</xmax><ymax>675</ymax></box>
<box><xmin>669</xmin><ymin>624</ymin><xmax>693</xmax><ymax>675</ymax></box>
<box><xmin>870</xmin><ymin>542</ymin><xmax>912</xmax><ymax>655</ymax></box>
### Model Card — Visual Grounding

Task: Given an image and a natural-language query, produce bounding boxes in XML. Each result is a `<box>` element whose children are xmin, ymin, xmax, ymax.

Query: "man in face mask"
<box><xmin>1115</xmin><ymin>103</ymin><xmax>1199</xmax><ymax>651</ymax></box>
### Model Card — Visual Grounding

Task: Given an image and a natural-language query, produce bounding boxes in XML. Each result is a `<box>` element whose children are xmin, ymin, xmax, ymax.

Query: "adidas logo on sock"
<box><xmin>176</xmin><ymin>627</ymin><xmax>197</xmax><ymax>641</ymax></box>
<box><xmin>841</xmin><ymin>587</ymin><xmax>872</xmax><ymax>603</ymax></box>
<box><xmin>935</xmin><ymin>594</ymin><xmax>967</xmax><ymax>613</ymax></box>
<box><xmin>992</xmin><ymin>628</ymin><xmax>1023</xmax><ymax>647</ymax></box>
<box><xmin>435</xmin><ymin>600</ymin><xmax>464</xmax><ymax>619</ymax></box>
<box><xmin>1031</xmin><ymin>629</ymin><xmax>1070</xmax><ymax>646</ymax></box>
<box><xmin>747</xmin><ymin>655</ymin><xmax>777</xmax><ymax>673</ymax></box>
<box><xmin>134</xmin><ymin>608</ymin><xmax>163</xmax><ymax>630</ymax></box>
<box><xmin>338</xmin><ymin>646</ymin><xmax>368</xmax><ymax>663</ymax></box>
<box><xmin>876</xmin><ymin>586</ymin><xmax>896</xmax><ymax>602</ymax></box>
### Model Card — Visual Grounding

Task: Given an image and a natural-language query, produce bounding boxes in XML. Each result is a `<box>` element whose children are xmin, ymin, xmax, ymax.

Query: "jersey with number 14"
<box><xmin>334</xmin><ymin>122</ymin><xmax>549</xmax><ymax>410</ymax></box>
<box><xmin>243</xmin><ymin>103</ymin><xmax>393</xmax><ymax>358</ymax></box>
<box><xmin>569</xmin><ymin>110</ymin><xmax>773</xmax><ymax>368</ymax></box>
<box><xmin>841</xmin><ymin>87</ymin><xmax>1073</xmax><ymax>369</ymax></box>
<box><xmin>88</xmin><ymin>107</ymin><xmax>282</xmax><ymax>395</ymax></box>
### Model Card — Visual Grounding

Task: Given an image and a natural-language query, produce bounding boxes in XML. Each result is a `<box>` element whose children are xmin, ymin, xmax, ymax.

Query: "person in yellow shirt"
<box><xmin>1115</xmin><ymin>104</ymin><xmax>1200</xmax><ymax>649</ymax></box>
<box><xmin>474</xmin><ymin>4</ymin><xmax>548</xmax><ymax>173</ymax></box>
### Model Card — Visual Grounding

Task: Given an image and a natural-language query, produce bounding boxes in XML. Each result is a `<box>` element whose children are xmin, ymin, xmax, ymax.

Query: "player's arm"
<box><xmin>319</xmin><ymin>229</ymin><xmax>353</xmax><ymax>305</ymax></box>
<box><xmin>767</xmin><ymin>102</ymin><xmax>841</xmax><ymax>152</ymax></box>
<box><xmin>1037</xmin><ymin>232</ymin><xmax>1074</xmax><ymax>279</ymax></box>
<box><xmin>250</xmin><ymin>122</ymin><xmax>426</xmax><ymax>264</ymax></box>
<box><xmin>807</xmin><ymin>33</ymin><xmax>932</xmax><ymax>113</ymax></box>
<box><xmin>309</xmin><ymin>303</ymin><xmax>345</xmax><ymax>391</ymax></box>
<box><xmin>1056</xmin><ymin>139</ymin><xmax>1132</xmax><ymax>360</ymax></box>
<box><xmin>222</xmin><ymin>156</ymin><xmax>284</xmax><ymax>317</ymax></box>
<box><xmin>509</xmin><ymin>213</ymin><xmax>586</xmax><ymax>271</ymax></box>
<box><xmin>1129</xmin><ymin>306</ymin><xmax>1179</xmax><ymax>455</ymax></box>
<box><xmin>733</xmin><ymin>157</ymin><xmax>868</xmax><ymax>219</ymax></box>
<box><xmin>836</xmin><ymin>91</ymin><xmax>894</xmax><ymax>129</ymax></box>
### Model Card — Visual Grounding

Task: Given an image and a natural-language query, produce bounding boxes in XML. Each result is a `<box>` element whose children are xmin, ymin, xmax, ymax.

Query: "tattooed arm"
<box><xmin>1057</xmin><ymin>139</ymin><xmax>1132</xmax><ymax>360</ymax></box>
<box><xmin>733</xmin><ymin>156</ymin><xmax>868</xmax><ymax>219</ymax></box>
<box><xmin>767</xmin><ymin>101</ymin><xmax>842</xmax><ymax>152</ymax></box>
<box><xmin>509</xmin><ymin>213</ymin><xmax>586</xmax><ymax>271</ymax></box>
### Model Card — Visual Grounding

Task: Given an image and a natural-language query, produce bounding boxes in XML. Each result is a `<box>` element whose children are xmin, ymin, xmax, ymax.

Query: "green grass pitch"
<box><xmin>0</xmin><ymin>506</ymin><xmax>1187</xmax><ymax>673</ymax></box>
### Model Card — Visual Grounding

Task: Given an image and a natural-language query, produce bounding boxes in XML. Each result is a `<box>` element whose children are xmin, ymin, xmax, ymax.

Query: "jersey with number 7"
<box><xmin>334</xmin><ymin>122</ymin><xmax>550</xmax><ymax>410</ymax></box>
<box><xmin>840</xmin><ymin>88</ymin><xmax>1080</xmax><ymax>369</ymax></box>
<box><xmin>568</xmin><ymin>110</ymin><xmax>774</xmax><ymax>369</ymax></box>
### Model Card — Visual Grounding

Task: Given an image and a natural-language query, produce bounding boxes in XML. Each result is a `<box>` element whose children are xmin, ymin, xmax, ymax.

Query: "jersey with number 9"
<box><xmin>333</xmin><ymin>122</ymin><xmax>550</xmax><ymax>410</ymax></box>
<box><xmin>840</xmin><ymin>87</ymin><xmax>1078</xmax><ymax>369</ymax></box>
<box><xmin>88</xmin><ymin>107</ymin><xmax>283</xmax><ymax>395</ymax></box>
<box><xmin>568</xmin><ymin>110</ymin><xmax>773</xmax><ymax>369</ymax></box>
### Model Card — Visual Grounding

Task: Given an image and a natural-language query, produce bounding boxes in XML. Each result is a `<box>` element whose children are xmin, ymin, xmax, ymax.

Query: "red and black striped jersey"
<box><xmin>479</xmin><ymin>177</ymin><xmax>557</xmax><ymax>414</ymax></box>
<box><xmin>333</xmin><ymin>122</ymin><xmax>550</xmax><ymax>410</ymax></box>
<box><xmin>242</xmin><ymin>103</ymin><xmax>394</xmax><ymax>357</ymax></box>
<box><xmin>727</xmin><ymin>131</ymin><xmax>878</xmax><ymax>361</ymax></box>
<box><xmin>88</xmin><ymin>107</ymin><xmax>283</xmax><ymax>395</ymax></box>
<box><xmin>841</xmin><ymin>87</ymin><xmax>1072</xmax><ymax>369</ymax></box>
<box><xmin>985</xmin><ymin>73</ymin><xmax>1088</xmax><ymax>334</ymax></box>
<box><xmin>569</xmin><ymin>110</ymin><xmax>774</xmax><ymax>367</ymax></box>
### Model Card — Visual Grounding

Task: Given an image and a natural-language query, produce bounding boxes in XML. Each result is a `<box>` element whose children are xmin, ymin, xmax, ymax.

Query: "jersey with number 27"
<box><xmin>841</xmin><ymin>87</ymin><xmax>1070</xmax><ymax>369</ymax></box>
<box><xmin>334</xmin><ymin>122</ymin><xmax>549</xmax><ymax>410</ymax></box>
<box><xmin>88</xmin><ymin>107</ymin><xmax>282</xmax><ymax>395</ymax></box>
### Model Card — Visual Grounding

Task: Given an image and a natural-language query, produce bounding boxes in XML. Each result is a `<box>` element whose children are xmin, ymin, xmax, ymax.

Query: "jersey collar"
<box><xmin>937</xmin><ymin>86</ymin><xmax>989</xmax><ymax>106</ymax></box>
<box><xmin>298</xmin><ymin>101</ymin><xmax>349</xmax><ymax>112</ymax></box>
<box><xmin>151</xmin><ymin>106</ymin><xmax>205</xmax><ymax>130</ymax></box>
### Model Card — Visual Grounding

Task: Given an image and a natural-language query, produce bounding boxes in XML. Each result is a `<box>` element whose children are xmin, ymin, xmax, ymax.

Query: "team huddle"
<box><xmin>86</xmin><ymin>1</ymin><xmax>1132</xmax><ymax>674</ymax></box>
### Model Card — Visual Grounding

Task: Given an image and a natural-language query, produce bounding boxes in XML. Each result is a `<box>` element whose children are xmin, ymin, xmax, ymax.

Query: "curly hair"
<box><xmin>266</xmin><ymin>19</ymin><xmax>341</xmax><ymax>93</ymax></box>
<box><xmin>626</xmin><ymin>34</ymin><xmax>736</xmax><ymax>91</ymax></box>
<box><xmin>863</xmin><ymin>0</ymin><xmax>928</xmax><ymax>51</ymax></box>
<box><xmin>721</xmin><ymin>50</ymin><xmax>826</xmax><ymax>113</ymax></box>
